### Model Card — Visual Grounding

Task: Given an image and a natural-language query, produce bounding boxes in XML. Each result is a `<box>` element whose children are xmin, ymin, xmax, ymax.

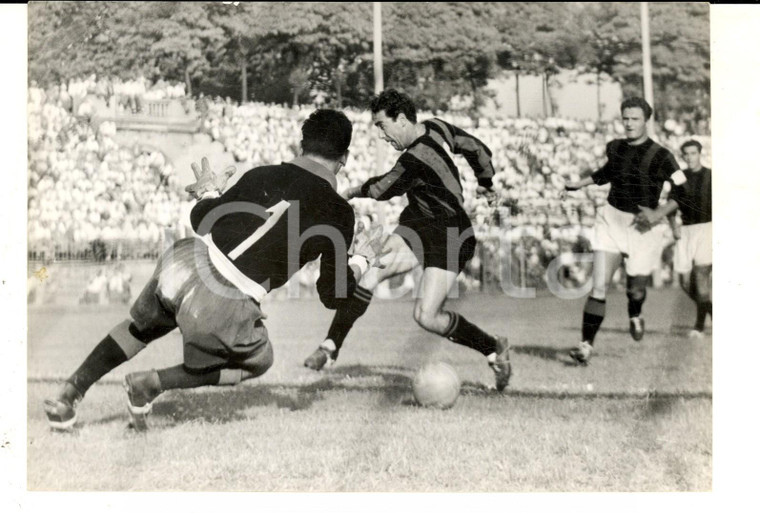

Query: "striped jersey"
<box><xmin>359</xmin><ymin>118</ymin><xmax>495</xmax><ymax>228</ymax></box>
<box><xmin>591</xmin><ymin>138</ymin><xmax>683</xmax><ymax>214</ymax></box>
<box><xmin>670</xmin><ymin>167</ymin><xmax>712</xmax><ymax>225</ymax></box>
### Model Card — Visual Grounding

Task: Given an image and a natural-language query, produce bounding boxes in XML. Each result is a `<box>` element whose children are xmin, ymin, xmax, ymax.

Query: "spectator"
<box><xmin>28</xmin><ymin>80</ymin><xmax>711</xmax><ymax>294</ymax></box>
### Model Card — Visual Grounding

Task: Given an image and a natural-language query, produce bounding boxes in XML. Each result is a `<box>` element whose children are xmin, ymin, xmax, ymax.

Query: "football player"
<box><xmin>636</xmin><ymin>140</ymin><xmax>712</xmax><ymax>337</ymax></box>
<box><xmin>563</xmin><ymin>98</ymin><xmax>685</xmax><ymax>364</ymax></box>
<box><xmin>303</xmin><ymin>89</ymin><xmax>511</xmax><ymax>392</ymax></box>
<box><xmin>44</xmin><ymin>109</ymin><xmax>385</xmax><ymax>431</ymax></box>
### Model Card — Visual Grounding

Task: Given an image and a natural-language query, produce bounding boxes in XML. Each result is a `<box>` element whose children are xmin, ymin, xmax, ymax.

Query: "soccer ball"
<box><xmin>412</xmin><ymin>362</ymin><xmax>461</xmax><ymax>409</ymax></box>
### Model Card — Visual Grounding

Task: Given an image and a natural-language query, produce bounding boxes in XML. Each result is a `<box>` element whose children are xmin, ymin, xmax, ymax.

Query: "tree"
<box><xmin>241</xmin><ymin>3</ymin><xmax>373</xmax><ymax>106</ymax></box>
<box><xmin>558</xmin><ymin>2</ymin><xmax>709</xmax><ymax>125</ymax></box>
<box><xmin>566</xmin><ymin>3</ymin><xmax>640</xmax><ymax>120</ymax></box>
<box><xmin>487</xmin><ymin>3</ymin><xmax>581</xmax><ymax>117</ymax></box>
<box><xmin>28</xmin><ymin>2</ymin><xmax>153</xmax><ymax>85</ymax></box>
<box><xmin>381</xmin><ymin>3</ymin><xmax>501</xmax><ymax>115</ymax></box>
<box><xmin>644</xmin><ymin>2</ymin><xmax>710</xmax><ymax>127</ymax></box>
<box><xmin>207</xmin><ymin>2</ymin><xmax>262</xmax><ymax>103</ymax></box>
<box><xmin>140</xmin><ymin>4</ymin><xmax>226</xmax><ymax>97</ymax></box>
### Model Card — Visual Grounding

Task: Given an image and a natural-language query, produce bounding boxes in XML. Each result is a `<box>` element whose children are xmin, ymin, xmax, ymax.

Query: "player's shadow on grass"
<box><xmin>511</xmin><ymin>344</ymin><xmax>585</xmax><ymax>367</ymax></box>
<box><xmin>147</xmin><ymin>385</ymin><xmax>323</xmax><ymax>426</ymax></box>
<box><xmin>320</xmin><ymin>363</ymin><xmax>416</xmax><ymax>406</ymax></box>
<box><xmin>141</xmin><ymin>364</ymin><xmax>417</xmax><ymax>427</ymax></box>
<box><xmin>559</xmin><ymin>326</ymin><xmax>670</xmax><ymax>338</ymax></box>
<box><xmin>669</xmin><ymin>324</ymin><xmax>712</xmax><ymax>337</ymax></box>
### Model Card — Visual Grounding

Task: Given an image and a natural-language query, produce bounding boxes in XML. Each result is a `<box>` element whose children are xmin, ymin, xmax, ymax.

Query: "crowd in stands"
<box><xmin>28</xmin><ymin>77</ymin><xmax>711</xmax><ymax>296</ymax></box>
<box><xmin>199</xmin><ymin>97</ymin><xmax>710</xmax><ymax>290</ymax></box>
<box><xmin>28</xmin><ymin>80</ymin><xmax>188</xmax><ymax>261</ymax></box>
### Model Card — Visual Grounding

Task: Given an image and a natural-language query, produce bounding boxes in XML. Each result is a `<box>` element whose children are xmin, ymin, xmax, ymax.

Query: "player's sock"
<box><xmin>67</xmin><ymin>320</ymin><xmax>173</xmax><ymax>397</ymax></box>
<box><xmin>695</xmin><ymin>300</ymin><xmax>712</xmax><ymax>331</ymax></box>
<box><xmin>156</xmin><ymin>365</ymin><xmax>221</xmax><ymax>390</ymax></box>
<box><xmin>325</xmin><ymin>286</ymin><xmax>373</xmax><ymax>351</ymax></box>
<box><xmin>680</xmin><ymin>274</ymin><xmax>698</xmax><ymax>302</ymax></box>
<box><xmin>581</xmin><ymin>297</ymin><xmax>606</xmax><ymax>345</ymax></box>
<box><xmin>66</xmin><ymin>320</ymin><xmax>173</xmax><ymax>398</ymax></box>
<box><xmin>66</xmin><ymin>335</ymin><xmax>130</xmax><ymax>398</ymax></box>
<box><xmin>443</xmin><ymin>312</ymin><xmax>497</xmax><ymax>356</ymax></box>
<box><xmin>626</xmin><ymin>275</ymin><xmax>648</xmax><ymax>318</ymax></box>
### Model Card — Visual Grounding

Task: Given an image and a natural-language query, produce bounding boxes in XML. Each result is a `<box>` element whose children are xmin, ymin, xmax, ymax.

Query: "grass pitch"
<box><xmin>27</xmin><ymin>287</ymin><xmax>711</xmax><ymax>491</ymax></box>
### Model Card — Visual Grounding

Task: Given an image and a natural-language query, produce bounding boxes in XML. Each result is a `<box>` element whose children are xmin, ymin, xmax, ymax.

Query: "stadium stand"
<box><xmin>27</xmin><ymin>79</ymin><xmax>711</xmax><ymax>302</ymax></box>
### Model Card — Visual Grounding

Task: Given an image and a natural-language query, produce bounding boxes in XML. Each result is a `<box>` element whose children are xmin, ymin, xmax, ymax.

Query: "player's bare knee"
<box><xmin>413</xmin><ymin>305</ymin><xmax>445</xmax><ymax>333</ymax></box>
<box><xmin>590</xmin><ymin>275</ymin><xmax>609</xmax><ymax>300</ymax></box>
<box><xmin>590</xmin><ymin>282</ymin><xmax>608</xmax><ymax>300</ymax></box>
<box><xmin>359</xmin><ymin>267</ymin><xmax>380</xmax><ymax>290</ymax></box>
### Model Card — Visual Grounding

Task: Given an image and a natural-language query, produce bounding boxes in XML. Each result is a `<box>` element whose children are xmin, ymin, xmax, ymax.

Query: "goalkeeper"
<box><xmin>44</xmin><ymin>109</ymin><xmax>386</xmax><ymax>431</ymax></box>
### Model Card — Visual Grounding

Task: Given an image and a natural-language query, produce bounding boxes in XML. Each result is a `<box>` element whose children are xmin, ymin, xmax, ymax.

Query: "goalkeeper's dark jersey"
<box><xmin>190</xmin><ymin>157</ymin><xmax>357</xmax><ymax>309</ymax></box>
<box><xmin>670</xmin><ymin>167</ymin><xmax>712</xmax><ymax>226</ymax></box>
<box><xmin>591</xmin><ymin>138</ymin><xmax>683</xmax><ymax>214</ymax></box>
<box><xmin>359</xmin><ymin>118</ymin><xmax>495</xmax><ymax>230</ymax></box>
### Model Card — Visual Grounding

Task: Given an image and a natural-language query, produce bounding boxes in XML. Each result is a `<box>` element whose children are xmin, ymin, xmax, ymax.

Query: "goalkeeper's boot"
<box><xmin>303</xmin><ymin>339</ymin><xmax>338</xmax><ymax>371</ymax></box>
<box><xmin>44</xmin><ymin>382</ymin><xmax>83</xmax><ymax>431</ymax></box>
<box><xmin>629</xmin><ymin>317</ymin><xmax>645</xmax><ymax>342</ymax></box>
<box><xmin>569</xmin><ymin>341</ymin><xmax>593</xmax><ymax>365</ymax></box>
<box><xmin>124</xmin><ymin>370</ymin><xmax>162</xmax><ymax>432</ymax></box>
<box><xmin>489</xmin><ymin>336</ymin><xmax>512</xmax><ymax>392</ymax></box>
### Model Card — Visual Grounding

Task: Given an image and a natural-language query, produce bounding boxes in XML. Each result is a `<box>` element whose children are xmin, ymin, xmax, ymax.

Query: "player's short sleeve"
<box><xmin>661</xmin><ymin>151</ymin><xmax>686</xmax><ymax>186</ymax></box>
<box><xmin>591</xmin><ymin>141</ymin><xmax>618</xmax><ymax>185</ymax></box>
<box><xmin>669</xmin><ymin>181</ymin><xmax>685</xmax><ymax>206</ymax></box>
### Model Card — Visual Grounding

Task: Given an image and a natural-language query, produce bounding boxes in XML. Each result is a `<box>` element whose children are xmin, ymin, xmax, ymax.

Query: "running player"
<box><xmin>638</xmin><ymin>140</ymin><xmax>712</xmax><ymax>337</ymax></box>
<box><xmin>43</xmin><ymin>109</ymin><xmax>384</xmax><ymax>431</ymax></box>
<box><xmin>303</xmin><ymin>89</ymin><xmax>511</xmax><ymax>392</ymax></box>
<box><xmin>563</xmin><ymin>97</ymin><xmax>685</xmax><ymax>364</ymax></box>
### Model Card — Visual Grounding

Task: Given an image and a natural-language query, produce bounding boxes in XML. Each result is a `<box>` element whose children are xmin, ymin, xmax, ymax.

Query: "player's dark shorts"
<box><xmin>128</xmin><ymin>238</ymin><xmax>273</xmax><ymax>376</ymax></box>
<box><xmin>395</xmin><ymin>208</ymin><xmax>476</xmax><ymax>273</ymax></box>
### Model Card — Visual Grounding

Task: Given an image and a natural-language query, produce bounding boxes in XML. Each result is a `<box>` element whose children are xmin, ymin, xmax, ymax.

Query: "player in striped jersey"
<box><xmin>303</xmin><ymin>89</ymin><xmax>511</xmax><ymax>392</ymax></box>
<box><xmin>563</xmin><ymin>98</ymin><xmax>685</xmax><ymax>365</ymax></box>
<box><xmin>43</xmin><ymin>110</ymin><xmax>385</xmax><ymax>431</ymax></box>
<box><xmin>638</xmin><ymin>140</ymin><xmax>712</xmax><ymax>338</ymax></box>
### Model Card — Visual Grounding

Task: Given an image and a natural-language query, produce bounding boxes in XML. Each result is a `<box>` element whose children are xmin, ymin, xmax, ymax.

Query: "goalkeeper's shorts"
<box><xmin>126</xmin><ymin>238</ymin><xmax>273</xmax><ymax>376</ymax></box>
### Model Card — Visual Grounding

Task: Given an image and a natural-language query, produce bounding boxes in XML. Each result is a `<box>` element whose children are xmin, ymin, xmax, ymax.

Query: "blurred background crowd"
<box><xmin>27</xmin><ymin>77</ymin><xmax>711</xmax><ymax>300</ymax></box>
<box><xmin>26</xmin><ymin>3</ymin><xmax>711</xmax><ymax>302</ymax></box>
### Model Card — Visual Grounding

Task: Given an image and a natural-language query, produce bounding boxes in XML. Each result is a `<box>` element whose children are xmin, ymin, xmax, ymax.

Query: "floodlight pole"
<box><xmin>373</xmin><ymin>1</ymin><xmax>387</xmax><ymax>226</ymax></box>
<box><xmin>373</xmin><ymin>2</ymin><xmax>384</xmax><ymax>94</ymax></box>
<box><xmin>641</xmin><ymin>2</ymin><xmax>656</xmax><ymax>136</ymax></box>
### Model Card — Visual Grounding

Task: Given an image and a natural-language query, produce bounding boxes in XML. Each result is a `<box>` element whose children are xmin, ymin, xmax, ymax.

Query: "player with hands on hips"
<box><xmin>561</xmin><ymin>97</ymin><xmax>685</xmax><ymax>365</ymax></box>
<box><xmin>624</xmin><ymin>139</ymin><xmax>712</xmax><ymax>338</ymax></box>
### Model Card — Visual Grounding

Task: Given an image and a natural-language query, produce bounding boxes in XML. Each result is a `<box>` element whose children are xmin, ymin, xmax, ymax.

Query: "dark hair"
<box><xmin>680</xmin><ymin>139</ymin><xmax>702</xmax><ymax>153</ymax></box>
<box><xmin>301</xmin><ymin>109</ymin><xmax>352</xmax><ymax>160</ymax></box>
<box><xmin>369</xmin><ymin>89</ymin><xmax>417</xmax><ymax>123</ymax></box>
<box><xmin>620</xmin><ymin>97</ymin><xmax>653</xmax><ymax>121</ymax></box>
